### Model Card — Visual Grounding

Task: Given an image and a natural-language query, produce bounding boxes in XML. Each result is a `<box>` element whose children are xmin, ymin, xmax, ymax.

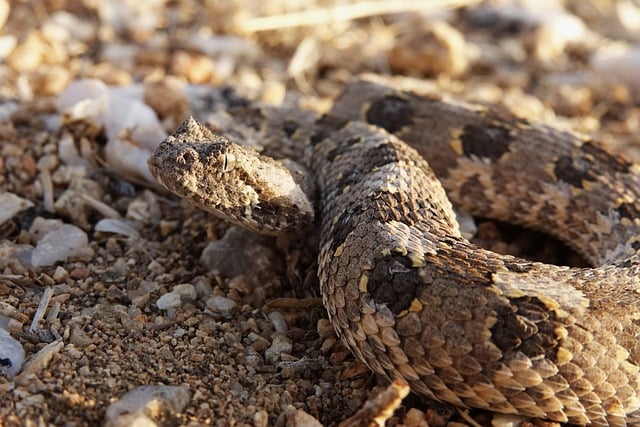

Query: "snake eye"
<box><xmin>221</xmin><ymin>153</ymin><xmax>235</xmax><ymax>172</ymax></box>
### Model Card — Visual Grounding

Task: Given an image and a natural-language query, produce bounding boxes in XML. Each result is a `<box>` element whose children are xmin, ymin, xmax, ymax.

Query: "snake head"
<box><xmin>148</xmin><ymin>117</ymin><xmax>314</xmax><ymax>235</ymax></box>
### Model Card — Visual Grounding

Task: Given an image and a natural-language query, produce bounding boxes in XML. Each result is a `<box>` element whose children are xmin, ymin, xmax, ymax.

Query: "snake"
<box><xmin>147</xmin><ymin>81</ymin><xmax>640</xmax><ymax>426</ymax></box>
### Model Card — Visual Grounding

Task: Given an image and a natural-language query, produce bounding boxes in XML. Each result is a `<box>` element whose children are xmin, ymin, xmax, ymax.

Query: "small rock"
<box><xmin>57</xmin><ymin>79</ymin><xmax>167</xmax><ymax>185</ymax></box>
<box><xmin>28</xmin><ymin>217</ymin><xmax>64</xmax><ymax>239</ymax></box>
<box><xmin>491</xmin><ymin>413</ymin><xmax>528</xmax><ymax>427</ymax></box>
<box><xmin>593</xmin><ymin>46</ymin><xmax>640</xmax><ymax>96</ymax></box>
<box><xmin>52</xmin><ymin>266</ymin><xmax>69</xmax><ymax>283</ymax></box>
<box><xmin>0</xmin><ymin>192</ymin><xmax>34</xmax><ymax>227</ymax></box>
<box><xmin>205</xmin><ymin>296</ymin><xmax>238</xmax><ymax>317</ymax></box>
<box><xmin>528</xmin><ymin>9</ymin><xmax>590</xmax><ymax>62</ymax></box>
<box><xmin>69</xmin><ymin>267</ymin><xmax>91</xmax><ymax>280</ymax></box>
<box><xmin>126</xmin><ymin>192</ymin><xmax>159</xmax><ymax>224</ymax></box>
<box><xmin>31</xmin><ymin>224</ymin><xmax>93</xmax><ymax>267</ymax></box>
<box><xmin>95</xmin><ymin>218</ymin><xmax>141</xmax><ymax>237</ymax></box>
<box><xmin>389</xmin><ymin>20</ymin><xmax>468</xmax><ymax>76</ymax></box>
<box><xmin>316</xmin><ymin>318</ymin><xmax>335</xmax><ymax>340</ymax></box>
<box><xmin>200</xmin><ymin>226</ymin><xmax>283</xmax><ymax>284</ymax></box>
<box><xmin>403</xmin><ymin>408</ymin><xmax>429</xmax><ymax>427</ymax></box>
<box><xmin>15</xmin><ymin>340</ymin><xmax>64</xmax><ymax>385</ymax></box>
<box><xmin>265</xmin><ymin>335</ymin><xmax>293</xmax><ymax>364</ymax></box>
<box><xmin>281</xmin><ymin>405</ymin><xmax>323</xmax><ymax>427</ymax></box>
<box><xmin>104</xmin><ymin>385</ymin><xmax>191</xmax><ymax>427</ymax></box>
<box><xmin>254</xmin><ymin>410</ymin><xmax>269</xmax><ymax>427</ymax></box>
<box><xmin>268</xmin><ymin>311</ymin><xmax>288</xmax><ymax>335</ymax></box>
<box><xmin>156</xmin><ymin>284</ymin><xmax>196</xmax><ymax>310</ymax></box>
<box><xmin>0</xmin><ymin>327</ymin><xmax>25</xmax><ymax>379</ymax></box>
<box><xmin>193</xmin><ymin>276</ymin><xmax>213</xmax><ymax>298</ymax></box>
<box><xmin>158</xmin><ymin>220</ymin><xmax>180</xmax><ymax>236</ymax></box>
<box><xmin>69</xmin><ymin>326</ymin><xmax>93</xmax><ymax>348</ymax></box>
<box><xmin>143</xmin><ymin>77</ymin><xmax>188</xmax><ymax>129</ymax></box>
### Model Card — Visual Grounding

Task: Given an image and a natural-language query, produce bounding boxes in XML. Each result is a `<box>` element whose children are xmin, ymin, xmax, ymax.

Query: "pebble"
<box><xmin>15</xmin><ymin>340</ymin><xmax>63</xmax><ymax>385</ymax></box>
<box><xmin>265</xmin><ymin>335</ymin><xmax>293</xmax><ymax>364</ymax></box>
<box><xmin>200</xmin><ymin>226</ymin><xmax>282</xmax><ymax>283</ymax></box>
<box><xmin>103</xmin><ymin>385</ymin><xmax>191</xmax><ymax>427</ymax></box>
<box><xmin>253</xmin><ymin>410</ymin><xmax>269</xmax><ymax>427</ymax></box>
<box><xmin>52</xmin><ymin>266</ymin><xmax>69</xmax><ymax>283</ymax></box>
<box><xmin>281</xmin><ymin>405</ymin><xmax>323</xmax><ymax>427</ymax></box>
<box><xmin>143</xmin><ymin>77</ymin><xmax>188</xmax><ymax>129</ymax></box>
<box><xmin>491</xmin><ymin>413</ymin><xmax>528</xmax><ymax>427</ymax></box>
<box><xmin>592</xmin><ymin>46</ymin><xmax>640</xmax><ymax>96</ymax></box>
<box><xmin>316</xmin><ymin>318</ymin><xmax>335</xmax><ymax>340</ymax></box>
<box><xmin>156</xmin><ymin>284</ymin><xmax>197</xmax><ymax>310</ymax></box>
<box><xmin>0</xmin><ymin>192</ymin><xmax>34</xmax><ymax>226</ymax></box>
<box><xmin>31</xmin><ymin>224</ymin><xmax>93</xmax><ymax>267</ymax></box>
<box><xmin>0</xmin><ymin>327</ymin><xmax>25</xmax><ymax>379</ymax></box>
<box><xmin>95</xmin><ymin>218</ymin><xmax>141</xmax><ymax>237</ymax></box>
<box><xmin>205</xmin><ymin>295</ymin><xmax>238</xmax><ymax>317</ymax></box>
<box><xmin>268</xmin><ymin>311</ymin><xmax>288</xmax><ymax>334</ymax></box>
<box><xmin>69</xmin><ymin>326</ymin><xmax>93</xmax><ymax>348</ymax></box>
<box><xmin>57</xmin><ymin>79</ymin><xmax>167</xmax><ymax>185</ymax></box>
<box><xmin>389</xmin><ymin>20</ymin><xmax>469</xmax><ymax>76</ymax></box>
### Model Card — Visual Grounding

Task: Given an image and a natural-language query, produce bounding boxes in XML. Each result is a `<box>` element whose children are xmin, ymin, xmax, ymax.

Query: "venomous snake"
<box><xmin>148</xmin><ymin>81</ymin><xmax>640</xmax><ymax>426</ymax></box>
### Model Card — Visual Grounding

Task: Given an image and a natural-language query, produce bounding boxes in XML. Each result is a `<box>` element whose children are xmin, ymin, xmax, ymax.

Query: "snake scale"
<box><xmin>148</xmin><ymin>81</ymin><xmax>640</xmax><ymax>426</ymax></box>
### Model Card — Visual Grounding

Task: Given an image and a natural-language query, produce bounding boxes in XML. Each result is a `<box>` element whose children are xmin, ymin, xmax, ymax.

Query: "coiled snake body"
<box><xmin>149</xmin><ymin>81</ymin><xmax>640</xmax><ymax>426</ymax></box>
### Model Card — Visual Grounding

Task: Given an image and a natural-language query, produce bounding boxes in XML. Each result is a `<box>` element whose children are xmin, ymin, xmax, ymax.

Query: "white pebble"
<box><xmin>592</xmin><ymin>46</ymin><xmax>640</xmax><ymax>96</ymax></box>
<box><xmin>268</xmin><ymin>311</ymin><xmax>288</xmax><ymax>334</ymax></box>
<box><xmin>0</xmin><ymin>327</ymin><xmax>25</xmax><ymax>379</ymax></box>
<box><xmin>95</xmin><ymin>218</ymin><xmax>141</xmax><ymax>237</ymax></box>
<box><xmin>205</xmin><ymin>296</ymin><xmax>238</xmax><ymax>316</ymax></box>
<box><xmin>104</xmin><ymin>385</ymin><xmax>191</xmax><ymax>427</ymax></box>
<box><xmin>57</xmin><ymin>79</ymin><xmax>167</xmax><ymax>186</ymax></box>
<box><xmin>0</xmin><ymin>192</ymin><xmax>34</xmax><ymax>227</ymax></box>
<box><xmin>31</xmin><ymin>224</ymin><xmax>93</xmax><ymax>267</ymax></box>
<box><xmin>156</xmin><ymin>284</ymin><xmax>196</xmax><ymax>310</ymax></box>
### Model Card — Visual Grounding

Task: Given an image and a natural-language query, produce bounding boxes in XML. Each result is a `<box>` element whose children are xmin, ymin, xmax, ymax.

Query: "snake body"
<box><xmin>149</xmin><ymin>81</ymin><xmax>640</xmax><ymax>426</ymax></box>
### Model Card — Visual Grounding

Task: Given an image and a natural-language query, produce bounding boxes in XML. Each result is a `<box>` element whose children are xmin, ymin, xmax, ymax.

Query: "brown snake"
<box><xmin>148</xmin><ymin>81</ymin><xmax>640</xmax><ymax>426</ymax></box>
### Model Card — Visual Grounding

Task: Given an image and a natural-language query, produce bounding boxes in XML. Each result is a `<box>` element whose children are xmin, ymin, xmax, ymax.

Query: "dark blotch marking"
<box><xmin>554</xmin><ymin>141</ymin><xmax>630</xmax><ymax>188</ymax></box>
<box><xmin>326</xmin><ymin>136</ymin><xmax>361</xmax><ymax>161</ymax></box>
<box><xmin>457</xmin><ymin>174</ymin><xmax>492</xmax><ymax>214</ymax></box>
<box><xmin>367</xmin><ymin>253</ymin><xmax>420</xmax><ymax>314</ymax></box>
<box><xmin>248</xmin><ymin>199</ymin><xmax>312</xmax><ymax>230</ymax></box>
<box><xmin>553</xmin><ymin>155</ymin><xmax>596</xmax><ymax>188</ymax></box>
<box><xmin>618</xmin><ymin>202</ymin><xmax>640</xmax><ymax>221</ymax></box>
<box><xmin>582</xmin><ymin>141</ymin><xmax>631</xmax><ymax>174</ymax></box>
<box><xmin>365</xmin><ymin>95</ymin><xmax>414</xmax><ymax>133</ymax></box>
<box><xmin>460</xmin><ymin>124</ymin><xmax>512</xmax><ymax>161</ymax></box>
<box><xmin>310</xmin><ymin>114</ymin><xmax>350</xmax><ymax>145</ymax></box>
<box><xmin>282</xmin><ymin>120</ymin><xmax>300</xmax><ymax>138</ymax></box>
<box><xmin>329</xmin><ymin>200</ymin><xmax>369</xmax><ymax>254</ymax></box>
<box><xmin>0</xmin><ymin>357</ymin><xmax>11</xmax><ymax>367</ymax></box>
<box><xmin>490</xmin><ymin>296</ymin><xmax>559</xmax><ymax>361</ymax></box>
<box><xmin>220</xmin><ymin>87</ymin><xmax>250</xmax><ymax>108</ymax></box>
<box><xmin>334</xmin><ymin>142</ymin><xmax>400</xmax><ymax>190</ymax></box>
<box><xmin>327</xmin><ymin>204</ymin><xmax>362</xmax><ymax>256</ymax></box>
